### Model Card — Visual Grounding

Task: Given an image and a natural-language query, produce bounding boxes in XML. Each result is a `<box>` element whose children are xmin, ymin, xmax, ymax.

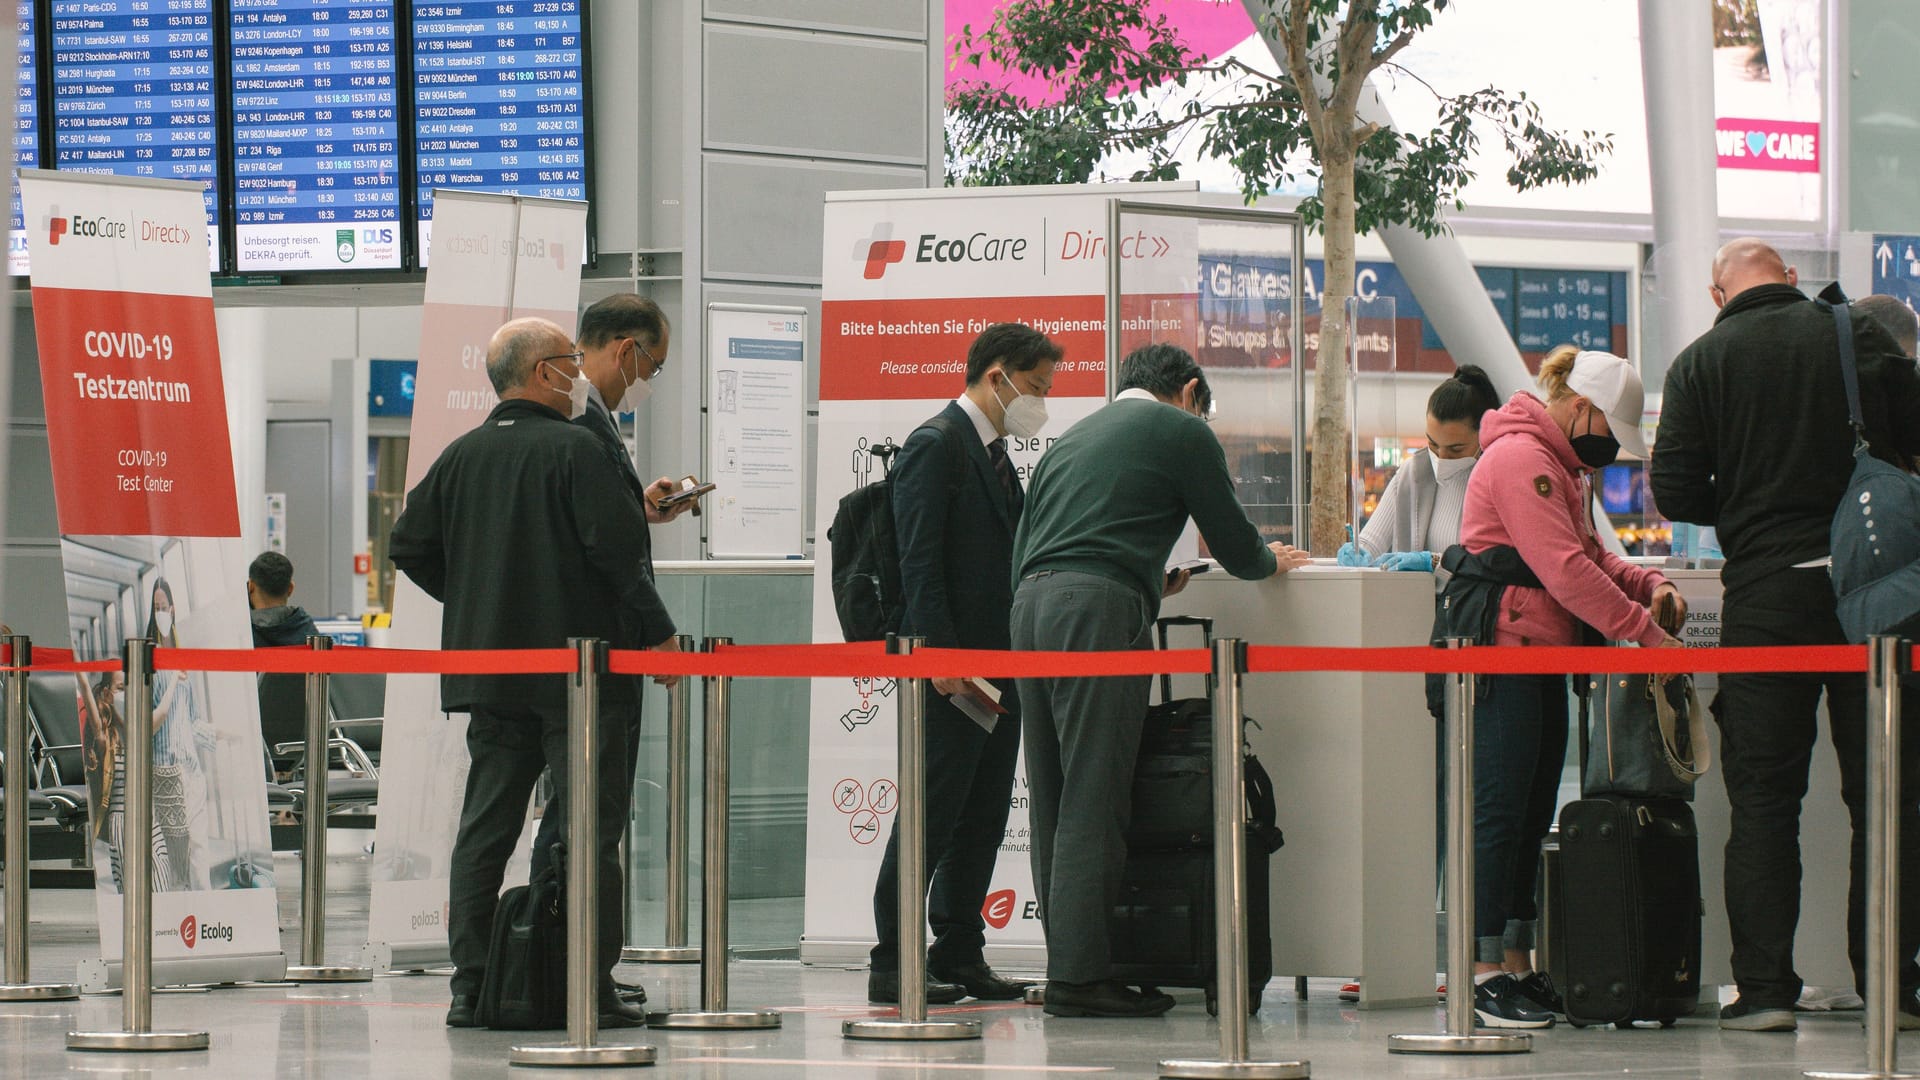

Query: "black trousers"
<box><xmin>869</xmin><ymin>687</ymin><xmax>1022</xmax><ymax>972</ymax></box>
<box><xmin>446</xmin><ymin>701</ymin><xmax>634</xmax><ymax>999</ymax></box>
<box><xmin>1717</xmin><ymin>568</ymin><xmax>1920</xmax><ymax>1007</ymax></box>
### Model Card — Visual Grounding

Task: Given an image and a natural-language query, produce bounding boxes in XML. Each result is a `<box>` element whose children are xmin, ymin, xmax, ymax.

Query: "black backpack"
<box><xmin>827</xmin><ymin>416</ymin><xmax>965</xmax><ymax>642</ymax></box>
<box><xmin>474</xmin><ymin>844</ymin><xmax>568</xmax><ymax>1030</ymax></box>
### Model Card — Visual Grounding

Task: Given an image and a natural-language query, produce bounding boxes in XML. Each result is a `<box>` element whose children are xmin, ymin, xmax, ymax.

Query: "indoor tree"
<box><xmin>946</xmin><ymin>0</ymin><xmax>1611</xmax><ymax>553</ymax></box>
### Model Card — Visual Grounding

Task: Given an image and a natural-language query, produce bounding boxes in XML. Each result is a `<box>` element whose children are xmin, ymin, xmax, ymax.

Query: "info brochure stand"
<box><xmin>645</xmin><ymin>638</ymin><xmax>781</xmax><ymax>1030</ymax></box>
<box><xmin>285</xmin><ymin>637</ymin><xmax>372</xmax><ymax>983</ymax></box>
<box><xmin>1387</xmin><ymin>639</ymin><xmax>1532</xmax><ymax>1056</ymax></box>
<box><xmin>1159</xmin><ymin>640</ymin><xmax>1310</xmax><ymax>1079</ymax></box>
<box><xmin>0</xmin><ymin>637</ymin><xmax>79</xmax><ymax>1002</ymax></box>
<box><xmin>68</xmin><ymin>639</ymin><xmax>209</xmax><ymax>1053</ymax></box>
<box><xmin>1807</xmin><ymin>641</ymin><xmax>1916</xmax><ymax>1080</ymax></box>
<box><xmin>622</xmin><ymin>636</ymin><xmax>700</xmax><ymax>965</ymax></box>
<box><xmin>508</xmin><ymin>639</ymin><xmax>656</xmax><ymax>1068</ymax></box>
<box><xmin>842</xmin><ymin>637</ymin><xmax>982</xmax><ymax>1042</ymax></box>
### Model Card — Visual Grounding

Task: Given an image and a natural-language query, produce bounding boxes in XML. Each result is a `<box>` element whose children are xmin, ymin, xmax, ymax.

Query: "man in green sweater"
<box><xmin>1011</xmin><ymin>343</ymin><xmax>1308</xmax><ymax>1018</ymax></box>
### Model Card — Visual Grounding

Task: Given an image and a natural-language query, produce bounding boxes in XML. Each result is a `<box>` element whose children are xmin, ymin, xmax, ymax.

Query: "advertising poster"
<box><xmin>803</xmin><ymin>186</ymin><xmax>1199</xmax><ymax>962</ymax></box>
<box><xmin>19</xmin><ymin>169</ymin><xmax>282</xmax><ymax>986</ymax></box>
<box><xmin>705</xmin><ymin>304</ymin><xmax>807</xmax><ymax>558</ymax></box>
<box><xmin>362</xmin><ymin>191</ymin><xmax>585</xmax><ymax>970</ymax></box>
<box><xmin>946</xmin><ymin>0</ymin><xmax>1825</xmax><ymax>222</ymax></box>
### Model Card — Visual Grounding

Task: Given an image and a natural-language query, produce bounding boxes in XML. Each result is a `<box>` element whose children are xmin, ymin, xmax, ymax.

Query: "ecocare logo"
<box><xmin>856</xmin><ymin>223</ymin><xmax>906</xmax><ymax>280</ymax></box>
<box><xmin>854</xmin><ymin>222</ymin><xmax>1030</xmax><ymax>280</ymax></box>
<box><xmin>1715</xmin><ymin>117</ymin><xmax>1819</xmax><ymax>173</ymax></box>
<box><xmin>44</xmin><ymin>206</ymin><xmax>129</xmax><ymax>247</ymax></box>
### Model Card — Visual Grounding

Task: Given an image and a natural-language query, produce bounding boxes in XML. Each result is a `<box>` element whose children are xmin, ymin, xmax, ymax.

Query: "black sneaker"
<box><xmin>1718</xmin><ymin>999</ymin><xmax>1796</xmax><ymax>1031</ymax></box>
<box><xmin>1514</xmin><ymin>971</ymin><xmax>1564</xmax><ymax>1015</ymax></box>
<box><xmin>1472</xmin><ymin>974</ymin><xmax>1555</xmax><ymax>1029</ymax></box>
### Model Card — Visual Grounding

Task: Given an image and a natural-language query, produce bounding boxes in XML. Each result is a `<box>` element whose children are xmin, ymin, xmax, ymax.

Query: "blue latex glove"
<box><xmin>1335</xmin><ymin>542</ymin><xmax>1375</xmax><ymax>567</ymax></box>
<box><xmin>1378</xmin><ymin>550</ymin><xmax>1434</xmax><ymax>573</ymax></box>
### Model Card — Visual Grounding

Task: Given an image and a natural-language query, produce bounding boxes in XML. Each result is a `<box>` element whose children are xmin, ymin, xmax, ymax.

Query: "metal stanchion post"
<box><xmin>1808</xmin><ymin>636</ymin><xmax>1915</xmax><ymax>1080</ymax></box>
<box><xmin>69</xmin><ymin>639</ymin><xmax>208</xmax><ymax>1052</ymax></box>
<box><xmin>1162</xmin><ymin>639</ymin><xmax>1308</xmax><ymax>1079</ymax></box>
<box><xmin>511</xmin><ymin>638</ymin><xmax>656</xmax><ymax>1067</ymax></box>
<box><xmin>1388</xmin><ymin>638</ymin><xmax>1531</xmax><ymax>1056</ymax></box>
<box><xmin>647</xmin><ymin>637</ymin><xmax>780</xmax><ymax>1030</ymax></box>
<box><xmin>623</xmin><ymin>635</ymin><xmax>699</xmax><ymax>965</ymax></box>
<box><xmin>0</xmin><ymin>636</ymin><xmax>77</xmax><ymax>1001</ymax></box>
<box><xmin>844</xmin><ymin>636</ymin><xmax>981</xmax><ymax>1042</ymax></box>
<box><xmin>287</xmin><ymin>636</ymin><xmax>370</xmax><ymax>983</ymax></box>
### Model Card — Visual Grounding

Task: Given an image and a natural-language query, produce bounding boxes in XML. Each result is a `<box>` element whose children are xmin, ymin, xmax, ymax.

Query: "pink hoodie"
<box><xmin>1460</xmin><ymin>392</ymin><xmax>1670</xmax><ymax>649</ymax></box>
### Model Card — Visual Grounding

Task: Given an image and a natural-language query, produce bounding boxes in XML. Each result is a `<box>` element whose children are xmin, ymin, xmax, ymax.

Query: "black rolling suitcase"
<box><xmin>1556</xmin><ymin>682</ymin><xmax>1704</xmax><ymax>1028</ymax></box>
<box><xmin>1108</xmin><ymin>616</ymin><xmax>1284</xmax><ymax>1016</ymax></box>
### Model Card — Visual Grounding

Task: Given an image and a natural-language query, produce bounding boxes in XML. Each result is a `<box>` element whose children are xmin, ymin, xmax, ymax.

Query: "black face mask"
<box><xmin>1569</xmin><ymin>406</ymin><xmax>1620</xmax><ymax>470</ymax></box>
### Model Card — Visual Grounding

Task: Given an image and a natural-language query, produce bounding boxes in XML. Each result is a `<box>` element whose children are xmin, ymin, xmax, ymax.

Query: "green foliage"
<box><xmin>944</xmin><ymin>0</ymin><xmax>1612</xmax><ymax>238</ymax></box>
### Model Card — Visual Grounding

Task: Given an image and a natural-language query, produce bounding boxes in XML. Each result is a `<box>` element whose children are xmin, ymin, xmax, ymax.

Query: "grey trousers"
<box><xmin>1010</xmin><ymin>570</ymin><xmax>1153</xmax><ymax>984</ymax></box>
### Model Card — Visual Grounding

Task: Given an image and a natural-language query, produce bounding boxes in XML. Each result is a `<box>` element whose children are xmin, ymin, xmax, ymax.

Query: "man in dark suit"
<box><xmin>868</xmin><ymin>323</ymin><xmax>1060</xmax><ymax>1004</ymax></box>
<box><xmin>389</xmin><ymin>317</ymin><xmax>680</xmax><ymax>1030</ymax></box>
<box><xmin>572</xmin><ymin>295</ymin><xmax>694</xmax><ymax>791</ymax></box>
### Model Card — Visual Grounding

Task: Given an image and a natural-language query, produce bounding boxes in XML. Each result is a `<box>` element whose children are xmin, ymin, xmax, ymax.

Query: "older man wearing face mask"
<box><xmin>390</xmin><ymin>316</ymin><xmax>678</xmax><ymax>1031</ymax></box>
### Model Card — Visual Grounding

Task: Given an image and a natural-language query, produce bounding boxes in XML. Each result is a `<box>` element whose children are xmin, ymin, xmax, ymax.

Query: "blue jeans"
<box><xmin>1472</xmin><ymin>674</ymin><xmax>1568</xmax><ymax>963</ymax></box>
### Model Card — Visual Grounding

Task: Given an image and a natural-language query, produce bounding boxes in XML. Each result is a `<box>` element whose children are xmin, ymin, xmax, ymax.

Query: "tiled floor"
<box><xmin>0</xmin><ymin>838</ymin><xmax>1900</xmax><ymax>1078</ymax></box>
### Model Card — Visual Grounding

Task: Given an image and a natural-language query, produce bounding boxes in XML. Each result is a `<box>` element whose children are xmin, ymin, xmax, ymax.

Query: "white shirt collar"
<box><xmin>955</xmin><ymin>393</ymin><xmax>1000</xmax><ymax>446</ymax></box>
<box><xmin>1116</xmin><ymin>387</ymin><xmax>1162</xmax><ymax>405</ymax></box>
<box><xmin>586</xmin><ymin>381</ymin><xmax>611</xmax><ymax>414</ymax></box>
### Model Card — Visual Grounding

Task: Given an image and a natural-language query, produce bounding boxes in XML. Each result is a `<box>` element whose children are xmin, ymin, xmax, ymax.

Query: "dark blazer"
<box><xmin>389</xmin><ymin>397</ymin><xmax>674</xmax><ymax>713</ymax></box>
<box><xmin>892</xmin><ymin>401</ymin><xmax>1024</xmax><ymax>670</ymax></box>
<box><xmin>575</xmin><ymin>397</ymin><xmax>671</xmax><ymax>702</ymax></box>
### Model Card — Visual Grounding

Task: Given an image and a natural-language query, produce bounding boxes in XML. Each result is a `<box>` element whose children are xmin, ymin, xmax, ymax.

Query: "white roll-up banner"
<box><xmin>20</xmin><ymin>169</ymin><xmax>285</xmax><ymax>989</ymax></box>
<box><xmin>361</xmin><ymin>190</ymin><xmax>586</xmax><ymax>970</ymax></box>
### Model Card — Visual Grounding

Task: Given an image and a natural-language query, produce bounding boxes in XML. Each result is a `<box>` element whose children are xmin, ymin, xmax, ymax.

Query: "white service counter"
<box><xmin>1164</xmin><ymin>563</ymin><xmax>1857</xmax><ymax>1008</ymax></box>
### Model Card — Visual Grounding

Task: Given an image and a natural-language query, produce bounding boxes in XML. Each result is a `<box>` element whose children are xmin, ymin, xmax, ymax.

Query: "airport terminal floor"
<box><xmin>0</xmin><ymin>839</ymin><xmax>1896</xmax><ymax>1079</ymax></box>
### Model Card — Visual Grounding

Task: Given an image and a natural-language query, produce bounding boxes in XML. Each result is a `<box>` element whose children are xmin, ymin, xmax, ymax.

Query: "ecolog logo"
<box><xmin>983</xmin><ymin>889</ymin><xmax>1016</xmax><ymax>930</ymax></box>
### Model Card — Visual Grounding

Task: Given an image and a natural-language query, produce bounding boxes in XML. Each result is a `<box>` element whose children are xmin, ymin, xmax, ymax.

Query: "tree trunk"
<box><xmin>1308</xmin><ymin>149</ymin><xmax>1357</xmax><ymax>556</ymax></box>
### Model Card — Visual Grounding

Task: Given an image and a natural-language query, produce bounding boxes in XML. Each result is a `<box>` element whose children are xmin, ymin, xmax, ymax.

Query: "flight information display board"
<box><xmin>411</xmin><ymin>0</ymin><xmax>589</xmax><ymax>264</ymax></box>
<box><xmin>10</xmin><ymin>0</ymin><xmax>38</xmax><ymax>275</ymax></box>
<box><xmin>49</xmin><ymin>0</ymin><xmax>224</xmax><ymax>271</ymax></box>
<box><xmin>231</xmin><ymin>0</ymin><xmax>403</xmax><ymax>272</ymax></box>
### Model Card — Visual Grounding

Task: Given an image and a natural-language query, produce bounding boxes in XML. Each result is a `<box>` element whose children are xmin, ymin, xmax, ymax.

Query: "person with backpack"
<box><xmin>867</xmin><ymin>323</ymin><xmax>1060</xmax><ymax>1006</ymax></box>
<box><xmin>1652</xmin><ymin>239</ymin><xmax>1920</xmax><ymax>1032</ymax></box>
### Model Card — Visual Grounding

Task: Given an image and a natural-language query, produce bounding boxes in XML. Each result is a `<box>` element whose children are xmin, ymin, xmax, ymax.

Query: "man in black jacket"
<box><xmin>867</xmin><ymin>323</ymin><xmax>1057</xmax><ymax>1006</ymax></box>
<box><xmin>390</xmin><ymin>316</ymin><xmax>679</xmax><ymax>1030</ymax></box>
<box><xmin>1652</xmin><ymin>238</ymin><xmax>1920</xmax><ymax>1032</ymax></box>
<box><xmin>246</xmin><ymin>551</ymin><xmax>319</xmax><ymax>647</ymax></box>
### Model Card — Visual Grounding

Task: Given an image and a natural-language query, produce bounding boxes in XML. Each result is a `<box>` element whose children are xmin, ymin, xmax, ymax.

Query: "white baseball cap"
<box><xmin>1564</xmin><ymin>350</ymin><xmax>1647</xmax><ymax>460</ymax></box>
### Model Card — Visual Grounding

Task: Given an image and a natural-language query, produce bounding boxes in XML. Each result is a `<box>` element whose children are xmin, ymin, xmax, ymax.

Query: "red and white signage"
<box><xmin>802</xmin><ymin>184</ymin><xmax>1199</xmax><ymax>962</ymax></box>
<box><xmin>20</xmin><ymin>170</ymin><xmax>238</xmax><ymax>538</ymax></box>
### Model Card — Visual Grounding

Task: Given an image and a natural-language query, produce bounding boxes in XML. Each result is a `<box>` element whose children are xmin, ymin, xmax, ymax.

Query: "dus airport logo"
<box><xmin>855</xmin><ymin>222</ymin><xmax>1028</xmax><ymax>280</ymax></box>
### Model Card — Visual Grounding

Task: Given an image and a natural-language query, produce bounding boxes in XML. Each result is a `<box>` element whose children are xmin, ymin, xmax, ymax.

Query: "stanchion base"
<box><xmin>507</xmin><ymin>1043</ymin><xmax>656</xmax><ymax>1068</ymax></box>
<box><xmin>0</xmin><ymin>982</ymin><xmax>79</xmax><ymax>1001</ymax></box>
<box><xmin>1386</xmin><ymin>1032</ymin><xmax>1531</xmax><ymax>1055</ymax></box>
<box><xmin>620</xmin><ymin>947</ymin><xmax>700</xmax><ymax>964</ymax></box>
<box><xmin>1159</xmin><ymin>1060</ymin><xmax>1311</xmax><ymax>1080</ymax></box>
<box><xmin>1024</xmin><ymin>984</ymin><xmax>1045</xmax><ymax>1006</ymax></box>
<box><xmin>284</xmin><ymin>965</ymin><xmax>373</xmax><ymax>983</ymax></box>
<box><xmin>67</xmin><ymin>1030</ymin><xmax>210</xmax><ymax>1052</ymax></box>
<box><xmin>842</xmin><ymin>1017</ymin><xmax>983</xmax><ymax>1041</ymax></box>
<box><xmin>646</xmin><ymin>1009</ymin><xmax>782</xmax><ymax>1030</ymax></box>
<box><xmin>1804</xmin><ymin>1071</ymin><xmax>1920</xmax><ymax>1079</ymax></box>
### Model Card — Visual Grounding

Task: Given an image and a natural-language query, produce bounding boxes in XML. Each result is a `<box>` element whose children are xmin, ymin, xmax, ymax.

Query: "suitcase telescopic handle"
<box><xmin>1155</xmin><ymin>616</ymin><xmax>1215</xmax><ymax>704</ymax></box>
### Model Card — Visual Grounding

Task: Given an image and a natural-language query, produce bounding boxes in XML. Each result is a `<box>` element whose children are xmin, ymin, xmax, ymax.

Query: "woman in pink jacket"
<box><xmin>1455</xmin><ymin>346</ymin><xmax>1686</xmax><ymax>1028</ymax></box>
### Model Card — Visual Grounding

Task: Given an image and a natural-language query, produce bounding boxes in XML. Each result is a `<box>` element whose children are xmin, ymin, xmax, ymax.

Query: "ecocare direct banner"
<box><xmin>20</xmin><ymin>169</ymin><xmax>282</xmax><ymax>984</ymax></box>
<box><xmin>803</xmin><ymin>186</ymin><xmax>1198</xmax><ymax>962</ymax></box>
<box><xmin>362</xmin><ymin>191</ymin><xmax>585</xmax><ymax>969</ymax></box>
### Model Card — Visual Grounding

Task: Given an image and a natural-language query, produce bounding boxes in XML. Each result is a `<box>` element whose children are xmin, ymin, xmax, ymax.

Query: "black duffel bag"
<box><xmin>1130</xmin><ymin>616</ymin><xmax>1285</xmax><ymax>854</ymax></box>
<box><xmin>475</xmin><ymin>843</ymin><xmax>569</xmax><ymax>1030</ymax></box>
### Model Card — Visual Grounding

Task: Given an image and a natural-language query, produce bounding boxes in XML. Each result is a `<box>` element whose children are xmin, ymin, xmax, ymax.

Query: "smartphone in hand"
<box><xmin>656</xmin><ymin>475</ymin><xmax>716</xmax><ymax>513</ymax></box>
